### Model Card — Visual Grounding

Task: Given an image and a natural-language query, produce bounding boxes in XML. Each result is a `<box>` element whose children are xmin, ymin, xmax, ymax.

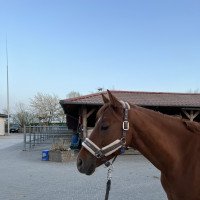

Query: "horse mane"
<box><xmin>183</xmin><ymin>120</ymin><xmax>200</xmax><ymax>134</ymax></box>
<box><xmin>135</xmin><ymin>105</ymin><xmax>200</xmax><ymax>135</ymax></box>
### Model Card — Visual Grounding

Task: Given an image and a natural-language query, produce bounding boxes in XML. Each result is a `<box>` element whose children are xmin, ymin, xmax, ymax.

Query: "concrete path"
<box><xmin>0</xmin><ymin>134</ymin><xmax>23</xmax><ymax>150</ymax></box>
<box><xmin>0</xmin><ymin>138</ymin><xmax>167</xmax><ymax>200</ymax></box>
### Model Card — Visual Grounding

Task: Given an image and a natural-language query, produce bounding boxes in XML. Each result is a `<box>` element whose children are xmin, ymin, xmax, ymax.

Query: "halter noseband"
<box><xmin>82</xmin><ymin>101</ymin><xmax>130</xmax><ymax>159</ymax></box>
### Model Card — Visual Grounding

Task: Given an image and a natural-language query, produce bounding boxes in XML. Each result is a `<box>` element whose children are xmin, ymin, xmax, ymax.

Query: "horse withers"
<box><xmin>77</xmin><ymin>90</ymin><xmax>200</xmax><ymax>200</ymax></box>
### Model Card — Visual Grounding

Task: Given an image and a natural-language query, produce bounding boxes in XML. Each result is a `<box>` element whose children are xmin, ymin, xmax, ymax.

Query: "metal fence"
<box><xmin>23</xmin><ymin>126</ymin><xmax>73</xmax><ymax>151</ymax></box>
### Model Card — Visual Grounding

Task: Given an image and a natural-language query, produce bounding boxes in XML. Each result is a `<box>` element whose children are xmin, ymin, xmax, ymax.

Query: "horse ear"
<box><xmin>101</xmin><ymin>93</ymin><xmax>109</xmax><ymax>104</ymax></box>
<box><xmin>107</xmin><ymin>90</ymin><xmax>121</xmax><ymax>108</ymax></box>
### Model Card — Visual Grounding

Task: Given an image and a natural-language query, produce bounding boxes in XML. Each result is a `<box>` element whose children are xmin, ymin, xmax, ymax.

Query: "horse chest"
<box><xmin>161</xmin><ymin>165</ymin><xmax>200</xmax><ymax>200</ymax></box>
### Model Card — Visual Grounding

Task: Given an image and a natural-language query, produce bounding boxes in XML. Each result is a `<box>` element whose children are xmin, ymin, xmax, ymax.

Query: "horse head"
<box><xmin>77</xmin><ymin>90</ymin><xmax>132</xmax><ymax>175</ymax></box>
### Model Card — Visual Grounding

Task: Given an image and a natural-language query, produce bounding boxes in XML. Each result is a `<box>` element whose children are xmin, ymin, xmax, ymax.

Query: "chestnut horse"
<box><xmin>77</xmin><ymin>91</ymin><xmax>200</xmax><ymax>200</ymax></box>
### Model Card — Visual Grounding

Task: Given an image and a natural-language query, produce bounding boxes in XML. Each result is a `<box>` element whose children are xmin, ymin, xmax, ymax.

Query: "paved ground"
<box><xmin>0</xmin><ymin>134</ymin><xmax>23</xmax><ymax>149</ymax></box>
<box><xmin>0</xmin><ymin>134</ymin><xmax>167</xmax><ymax>200</ymax></box>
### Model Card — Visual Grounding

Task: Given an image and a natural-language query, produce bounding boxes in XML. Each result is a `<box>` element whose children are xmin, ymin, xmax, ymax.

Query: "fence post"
<box><xmin>33</xmin><ymin>126</ymin><xmax>36</xmax><ymax>147</ymax></box>
<box><xmin>23</xmin><ymin>125</ymin><xmax>26</xmax><ymax>151</ymax></box>
<box><xmin>29</xmin><ymin>126</ymin><xmax>32</xmax><ymax>150</ymax></box>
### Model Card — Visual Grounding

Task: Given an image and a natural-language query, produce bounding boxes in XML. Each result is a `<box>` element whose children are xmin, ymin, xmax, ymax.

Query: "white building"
<box><xmin>0</xmin><ymin>114</ymin><xmax>7</xmax><ymax>136</ymax></box>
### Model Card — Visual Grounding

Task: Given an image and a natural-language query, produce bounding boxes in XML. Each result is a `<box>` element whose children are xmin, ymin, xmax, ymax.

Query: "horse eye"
<box><xmin>101</xmin><ymin>124</ymin><xmax>109</xmax><ymax>131</ymax></box>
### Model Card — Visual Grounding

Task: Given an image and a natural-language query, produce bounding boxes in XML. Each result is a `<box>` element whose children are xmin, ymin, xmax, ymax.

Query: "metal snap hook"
<box><xmin>121</xmin><ymin>137</ymin><xmax>126</xmax><ymax>144</ymax></box>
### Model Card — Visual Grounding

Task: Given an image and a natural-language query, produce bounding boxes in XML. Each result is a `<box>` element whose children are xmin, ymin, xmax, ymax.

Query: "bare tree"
<box><xmin>187</xmin><ymin>89</ymin><xmax>200</xmax><ymax>93</ymax></box>
<box><xmin>30</xmin><ymin>93</ymin><xmax>64</xmax><ymax>125</ymax></box>
<box><xmin>67</xmin><ymin>91</ymin><xmax>81</xmax><ymax>98</ymax></box>
<box><xmin>56</xmin><ymin>107</ymin><xmax>66</xmax><ymax>124</ymax></box>
<box><xmin>12</xmin><ymin>103</ymin><xmax>34</xmax><ymax>127</ymax></box>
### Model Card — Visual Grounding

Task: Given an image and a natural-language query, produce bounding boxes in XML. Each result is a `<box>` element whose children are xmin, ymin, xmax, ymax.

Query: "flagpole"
<box><xmin>6</xmin><ymin>36</ymin><xmax>10</xmax><ymax>135</ymax></box>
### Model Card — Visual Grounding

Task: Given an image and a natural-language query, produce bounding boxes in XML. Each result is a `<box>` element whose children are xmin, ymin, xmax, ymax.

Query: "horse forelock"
<box><xmin>96</xmin><ymin>103</ymin><xmax>110</xmax><ymax>120</ymax></box>
<box><xmin>96</xmin><ymin>103</ymin><xmax>132</xmax><ymax>124</ymax></box>
<box><xmin>97</xmin><ymin>102</ymin><xmax>135</xmax><ymax>121</ymax></box>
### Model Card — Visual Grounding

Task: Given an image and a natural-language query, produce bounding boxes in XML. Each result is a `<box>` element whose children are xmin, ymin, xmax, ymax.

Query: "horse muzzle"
<box><xmin>77</xmin><ymin>152</ymin><xmax>96</xmax><ymax>175</ymax></box>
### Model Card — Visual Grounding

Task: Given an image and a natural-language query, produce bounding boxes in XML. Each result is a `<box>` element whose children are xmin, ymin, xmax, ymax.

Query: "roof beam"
<box><xmin>182</xmin><ymin>109</ymin><xmax>200</xmax><ymax>121</ymax></box>
<box><xmin>86</xmin><ymin>109</ymin><xmax>96</xmax><ymax>119</ymax></box>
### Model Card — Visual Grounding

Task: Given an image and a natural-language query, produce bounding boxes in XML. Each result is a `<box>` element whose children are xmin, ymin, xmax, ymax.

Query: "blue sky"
<box><xmin>0</xmin><ymin>0</ymin><xmax>200</xmax><ymax>112</ymax></box>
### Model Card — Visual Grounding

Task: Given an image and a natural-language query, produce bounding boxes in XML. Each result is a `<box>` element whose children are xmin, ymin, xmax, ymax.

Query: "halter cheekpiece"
<box><xmin>82</xmin><ymin>101</ymin><xmax>130</xmax><ymax>158</ymax></box>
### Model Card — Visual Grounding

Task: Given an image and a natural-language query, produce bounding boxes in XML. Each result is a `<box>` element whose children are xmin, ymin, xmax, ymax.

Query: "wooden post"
<box><xmin>81</xmin><ymin>107</ymin><xmax>96</xmax><ymax>139</ymax></box>
<box><xmin>82</xmin><ymin>106</ymin><xmax>87</xmax><ymax>138</ymax></box>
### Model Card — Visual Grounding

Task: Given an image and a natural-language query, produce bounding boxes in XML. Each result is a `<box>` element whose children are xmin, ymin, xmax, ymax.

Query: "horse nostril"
<box><xmin>77</xmin><ymin>158</ymin><xmax>83</xmax><ymax>168</ymax></box>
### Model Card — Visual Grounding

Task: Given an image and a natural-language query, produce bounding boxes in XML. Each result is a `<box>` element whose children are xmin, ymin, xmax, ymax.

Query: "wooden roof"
<box><xmin>60</xmin><ymin>90</ymin><xmax>200</xmax><ymax>108</ymax></box>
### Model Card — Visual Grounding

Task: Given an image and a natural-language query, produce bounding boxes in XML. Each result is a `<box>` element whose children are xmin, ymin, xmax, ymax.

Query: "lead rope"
<box><xmin>104</xmin><ymin>155</ymin><xmax>118</xmax><ymax>200</ymax></box>
<box><xmin>104</xmin><ymin>169</ymin><xmax>112</xmax><ymax>200</ymax></box>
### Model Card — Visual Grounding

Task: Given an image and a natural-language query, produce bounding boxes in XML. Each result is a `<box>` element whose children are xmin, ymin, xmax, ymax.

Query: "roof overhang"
<box><xmin>60</xmin><ymin>90</ymin><xmax>200</xmax><ymax>108</ymax></box>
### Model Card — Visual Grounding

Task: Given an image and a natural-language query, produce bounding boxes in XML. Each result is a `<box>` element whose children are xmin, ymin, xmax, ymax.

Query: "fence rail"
<box><xmin>23</xmin><ymin>126</ymin><xmax>73</xmax><ymax>151</ymax></box>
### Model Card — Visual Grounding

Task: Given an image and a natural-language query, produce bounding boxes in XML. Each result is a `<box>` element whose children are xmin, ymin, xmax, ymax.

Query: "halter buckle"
<box><xmin>95</xmin><ymin>150</ymin><xmax>103</xmax><ymax>158</ymax></box>
<box><xmin>123</xmin><ymin>121</ymin><xmax>129</xmax><ymax>131</ymax></box>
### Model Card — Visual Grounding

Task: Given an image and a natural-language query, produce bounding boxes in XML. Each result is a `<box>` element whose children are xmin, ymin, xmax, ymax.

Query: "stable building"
<box><xmin>0</xmin><ymin>114</ymin><xmax>8</xmax><ymax>136</ymax></box>
<box><xmin>60</xmin><ymin>90</ymin><xmax>200</xmax><ymax>138</ymax></box>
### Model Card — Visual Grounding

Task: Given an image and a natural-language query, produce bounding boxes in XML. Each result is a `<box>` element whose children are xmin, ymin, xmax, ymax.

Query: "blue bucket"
<box><xmin>42</xmin><ymin>150</ymin><xmax>49</xmax><ymax>161</ymax></box>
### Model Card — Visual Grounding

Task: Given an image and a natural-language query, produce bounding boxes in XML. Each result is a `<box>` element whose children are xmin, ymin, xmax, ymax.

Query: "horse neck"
<box><xmin>129</xmin><ymin>106</ymin><xmax>184</xmax><ymax>172</ymax></box>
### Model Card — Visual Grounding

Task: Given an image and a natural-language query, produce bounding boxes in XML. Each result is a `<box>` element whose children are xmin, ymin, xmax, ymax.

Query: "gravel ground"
<box><xmin>0</xmin><ymin>135</ymin><xmax>167</xmax><ymax>200</ymax></box>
